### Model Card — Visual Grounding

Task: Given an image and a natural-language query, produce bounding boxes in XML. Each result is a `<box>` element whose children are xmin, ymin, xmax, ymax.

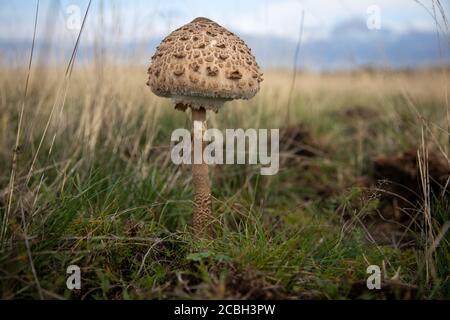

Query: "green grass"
<box><xmin>0</xmin><ymin>68</ymin><xmax>449</xmax><ymax>299</ymax></box>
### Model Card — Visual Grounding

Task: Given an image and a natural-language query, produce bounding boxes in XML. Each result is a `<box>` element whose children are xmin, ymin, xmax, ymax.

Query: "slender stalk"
<box><xmin>191</xmin><ymin>108</ymin><xmax>212</xmax><ymax>237</ymax></box>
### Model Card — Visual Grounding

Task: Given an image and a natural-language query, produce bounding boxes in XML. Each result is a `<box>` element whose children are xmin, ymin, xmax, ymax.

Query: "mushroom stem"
<box><xmin>191</xmin><ymin>107</ymin><xmax>212</xmax><ymax>237</ymax></box>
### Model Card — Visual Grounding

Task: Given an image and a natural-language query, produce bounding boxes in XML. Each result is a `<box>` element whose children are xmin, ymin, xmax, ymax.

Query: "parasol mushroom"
<box><xmin>147</xmin><ymin>17</ymin><xmax>263</xmax><ymax>237</ymax></box>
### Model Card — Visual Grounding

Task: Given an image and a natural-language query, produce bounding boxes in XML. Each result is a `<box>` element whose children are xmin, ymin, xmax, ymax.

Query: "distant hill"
<box><xmin>240</xmin><ymin>19</ymin><xmax>449</xmax><ymax>70</ymax></box>
<box><xmin>1</xmin><ymin>19</ymin><xmax>448</xmax><ymax>70</ymax></box>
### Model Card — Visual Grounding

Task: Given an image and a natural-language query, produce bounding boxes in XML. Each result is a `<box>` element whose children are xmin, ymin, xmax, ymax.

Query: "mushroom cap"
<box><xmin>147</xmin><ymin>17</ymin><xmax>263</xmax><ymax>112</ymax></box>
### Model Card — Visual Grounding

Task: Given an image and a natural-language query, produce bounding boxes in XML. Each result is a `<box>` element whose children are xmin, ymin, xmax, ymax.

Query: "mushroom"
<box><xmin>147</xmin><ymin>17</ymin><xmax>263</xmax><ymax>237</ymax></box>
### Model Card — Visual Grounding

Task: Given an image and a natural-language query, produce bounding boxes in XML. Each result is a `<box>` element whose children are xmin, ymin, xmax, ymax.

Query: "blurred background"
<box><xmin>1</xmin><ymin>0</ymin><xmax>449</xmax><ymax>70</ymax></box>
<box><xmin>0</xmin><ymin>0</ymin><xmax>449</xmax><ymax>300</ymax></box>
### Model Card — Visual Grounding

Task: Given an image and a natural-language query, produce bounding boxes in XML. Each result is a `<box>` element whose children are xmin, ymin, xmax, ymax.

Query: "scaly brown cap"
<box><xmin>147</xmin><ymin>17</ymin><xmax>263</xmax><ymax>112</ymax></box>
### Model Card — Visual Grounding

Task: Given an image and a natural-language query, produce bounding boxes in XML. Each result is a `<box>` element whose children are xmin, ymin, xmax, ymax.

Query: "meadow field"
<box><xmin>0</xmin><ymin>63</ymin><xmax>449</xmax><ymax>299</ymax></box>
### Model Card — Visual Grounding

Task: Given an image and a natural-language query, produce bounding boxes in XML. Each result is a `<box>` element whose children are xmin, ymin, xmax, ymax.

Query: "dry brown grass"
<box><xmin>0</xmin><ymin>64</ymin><xmax>449</xmax><ymax>299</ymax></box>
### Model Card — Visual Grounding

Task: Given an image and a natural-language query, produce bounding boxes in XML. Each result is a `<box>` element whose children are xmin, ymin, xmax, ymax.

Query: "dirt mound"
<box><xmin>342</xmin><ymin>149</ymin><xmax>449</xmax><ymax>248</ymax></box>
<box><xmin>349</xmin><ymin>279</ymin><xmax>418</xmax><ymax>299</ymax></box>
<box><xmin>279</xmin><ymin>124</ymin><xmax>324</xmax><ymax>158</ymax></box>
<box><xmin>221</xmin><ymin>268</ymin><xmax>325</xmax><ymax>299</ymax></box>
<box><xmin>225</xmin><ymin>269</ymin><xmax>289</xmax><ymax>299</ymax></box>
<box><xmin>373</xmin><ymin>149</ymin><xmax>449</xmax><ymax>223</ymax></box>
<box><xmin>278</xmin><ymin>124</ymin><xmax>337</xmax><ymax>200</ymax></box>
<box><xmin>339</xmin><ymin>105</ymin><xmax>379</xmax><ymax>120</ymax></box>
<box><xmin>366</xmin><ymin>149</ymin><xmax>448</xmax><ymax>247</ymax></box>
<box><xmin>280</xmin><ymin>123</ymin><xmax>325</xmax><ymax>166</ymax></box>
<box><xmin>334</xmin><ymin>105</ymin><xmax>380</xmax><ymax>139</ymax></box>
<box><xmin>167</xmin><ymin>264</ymin><xmax>291</xmax><ymax>299</ymax></box>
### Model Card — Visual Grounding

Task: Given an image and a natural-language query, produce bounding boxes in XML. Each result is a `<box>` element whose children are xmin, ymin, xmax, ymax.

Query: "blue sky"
<box><xmin>0</xmin><ymin>0</ymin><xmax>448</xmax><ymax>69</ymax></box>
<box><xmin>0</xmin><ymin>0</ymin><xmax>447</xmax><ymax>41</ymax></box>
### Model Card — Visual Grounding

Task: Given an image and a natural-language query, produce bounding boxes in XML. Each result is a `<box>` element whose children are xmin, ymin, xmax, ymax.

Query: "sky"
<box><xmin>0</xmin><ymin>0</ymin><xmax>448</xmax><ymax>69</ymax></box>
<box><xmin>0</xmin><ymin>0</ymin><xmax>447</xmax><ymax>40</ymax></box>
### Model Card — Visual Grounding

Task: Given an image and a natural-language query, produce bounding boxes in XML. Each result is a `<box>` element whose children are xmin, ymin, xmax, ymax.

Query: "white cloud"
<box><xmin>219</xmin><ymin>0</ymin><xmax>442</xmax><ymax>40</ymax></box>
<box><xmin>0</xmin><ymin>0</ymin><xmax>443</xmax><ymax>44</ymax></box>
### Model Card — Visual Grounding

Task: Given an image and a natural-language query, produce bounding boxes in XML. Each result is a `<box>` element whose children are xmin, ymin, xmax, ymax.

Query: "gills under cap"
<box><xmin>147</xmin><ymin>17</ymin><xmax>263</xmax><ymax>112</ymax></box>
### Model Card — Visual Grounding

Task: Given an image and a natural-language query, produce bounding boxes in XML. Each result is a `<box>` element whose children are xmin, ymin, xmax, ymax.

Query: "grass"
<box><xmin>0</xmin><ymin>64</ymin><xmax>449</xmax><ymax>299</ymax></box>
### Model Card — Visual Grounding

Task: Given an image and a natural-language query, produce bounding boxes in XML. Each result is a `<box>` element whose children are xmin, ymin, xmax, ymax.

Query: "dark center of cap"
<box><xmin>192</xmin><ymin>17</ymin><xmax>213</xmax><ymax>23</ymax></box>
